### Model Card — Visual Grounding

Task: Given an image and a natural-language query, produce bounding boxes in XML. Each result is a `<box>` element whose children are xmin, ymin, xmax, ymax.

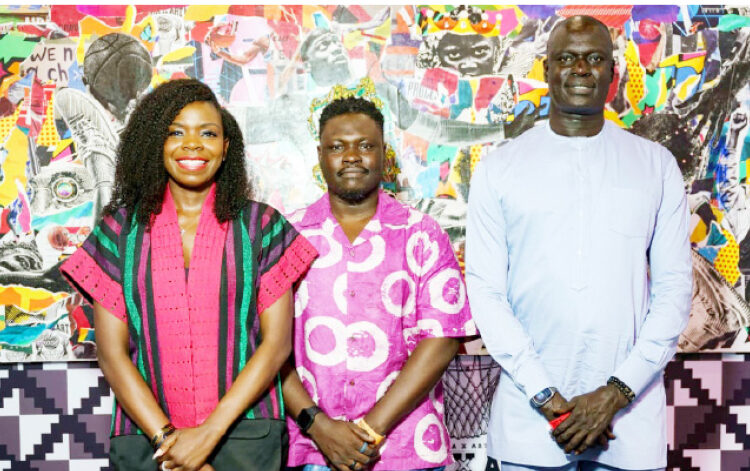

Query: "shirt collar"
<box><xmin>297</xmin><ymin>189</ymin><xmax>410</xmax><ymax>230</ymax></box>
<box><xmin>544</xmin><ymin>119</ymin><xmax>610</xmax><ymax>149</ymax></box>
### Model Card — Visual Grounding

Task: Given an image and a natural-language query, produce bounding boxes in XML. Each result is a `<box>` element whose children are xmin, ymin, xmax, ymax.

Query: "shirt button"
<box><xmin>349</xmin><ymin>380</ymin><xmax>355</xmax><ymax>386</ymax></box>
<box><xmin>349</xmin><ymin>248</ymin><xmax>355</xmax><ymax>256</ymax></box>
<box><xmin>349</xmin><ymin>290</ymin><xmax>355</xmax><ymax>297</ymax></box>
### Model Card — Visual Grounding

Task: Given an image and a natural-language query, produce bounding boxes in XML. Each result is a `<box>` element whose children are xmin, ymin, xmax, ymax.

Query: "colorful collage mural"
<box><xmin>0</xmin><ymin>4</ymin><xmax>749</xmax><ymax>361</ymax></box>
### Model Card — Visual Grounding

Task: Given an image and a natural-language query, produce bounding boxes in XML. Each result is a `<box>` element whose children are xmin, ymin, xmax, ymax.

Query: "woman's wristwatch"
<box><xmin>296</xmin><ymin>405</ymin><xmax>322</xmax><ymax>434</ymax></box>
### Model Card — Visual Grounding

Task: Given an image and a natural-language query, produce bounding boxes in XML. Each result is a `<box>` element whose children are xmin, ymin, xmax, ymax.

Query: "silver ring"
<box><xmin>358</xmin><ymin>441</ymin><xmax>368</xmax><ymax>453</ymax></box>
<box><xmin>161</xmin><ymin>464</ymin><xmax>169</xmax><ymax>471</ymax></box>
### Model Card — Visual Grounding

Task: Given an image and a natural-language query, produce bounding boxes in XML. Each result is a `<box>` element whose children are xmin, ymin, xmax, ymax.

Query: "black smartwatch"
<box><xmin>530</xmin><ymin>387</ymin><xmax>558</xmax><ymax>409</ymax></box>
<box><xmin>296</xmin><ymin>406</ymin><xmax>322</xmax><ymax>434</ymax></box>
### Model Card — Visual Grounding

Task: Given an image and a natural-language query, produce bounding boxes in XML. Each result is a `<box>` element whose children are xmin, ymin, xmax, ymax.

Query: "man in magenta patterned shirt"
<box><xmin>283</xmin><ymin>97</ymin><xmax>475</xmax><ymax>471</ymax></box>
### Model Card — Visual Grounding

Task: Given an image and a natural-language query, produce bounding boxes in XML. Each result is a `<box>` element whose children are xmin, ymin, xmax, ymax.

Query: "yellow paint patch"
<box><xmin>121</xmin><ymin>5</ymin><xmax>135</xmax><ymax>33</ymax></box>
<box><xmin>659</xmin><ymin>54</ymin><xmax>705</xmax><ymax>73</ymax></box>
<box><xmin>624</xmin><ymin>40</ymin><xmax>644</xmax><ymax>114</ymax></box>
<box><xmin>436</xmin><ymin>180</ymin><xmax>457</xmax><ymax>199</ymax></box>
<box><xmin>150</xmin><ymin>73</ymin><xmax>170</xmax><ymax>89</ymax></box>
<box><xmin>78</xmin><ymin>6</ymin><xmax>155</xmax><ymax>56</ymax></box>
<box><xmin>77</xmin><ymin>327</ymin><xmax>91</xmax><ymax>342</ymax></box>
<box><xmin>469</xmin><ymin>144</ymin><xmax>482</xmax><ymax>174</ymax></box>
<box><xmin>604</xmin><ymin>109</ymin><xmax>626</xmax><ymax>128</ymax></box>
<box><xmin>130</xmin><ymin>18</ymin><xmax>156</xmax><ymax>52</ymax></box>
<box><xmin>527</xmin><ymin>58</ymin><xmax>546</xmax><ymax>81</ymax></box>
<box><xmin>451</xmin><ymin>149</ymin><xmax>465</xmax><ymax>183</ymax></box>
<box><xmin>36</xmin><ymin>93</ymin><xmax>59</xmax><ymax>147</ymax></box>
<box><xmin>702</xmin><ymin>77</ymin><xmax>719</xmax><ymax>91</ymax></box>
<box><xmin>184</xmin><ymin>5</ymin><xmax>229</xmax><ymax>21</ymax></box>
<box><xmin>0</xmin><ymin>127</ymin><xmax>29</xmax><ymax>206</ymax></box>
<box><xmin>654</xmin><ymin>71</ymin><xmax>669</xmax><ymax>110</ymax></box>
<box><xmin>53</xmin><ymin>138</ymin><xmax>73</xmax><ymax>157</ymax></box>
<box><xmin>690</xmin><ymin>217</ymin><xmax>707</xmax><ymax>244</ymax></box>
<box><xmin>715</xmin><ymin>228</ymin><xmax>741</xmax><ymax>285</ymax></box>
<box><xmin>0</xmin><ymin>101</ymin><xmax>22</xmax><ymax>141</ymax></box>
<box><xmin>677</xmin><ymin>74</ymin><xmax>700</xmax><ymax>101</ymax></box>
<box><xmin>161</xmin><ymin>46</ymin><xmax>196</xmax><ymax>63</ymax></box>
<box><xmin>710</xmin><ymin>206</ymin><xmax>724</xmax><ymax>224</ymax></box>
<box><xmin>373</xmin><ymin>18</ymin><xmax>391</xmax><ymax>40</ymax></box>
<box><xmin>518</xmin><ymin>87</ymin><xmax>547</xmax><ymax>108</ymax></box>
<box><xmin>0</xmin><ymin>287</ymin><xmax>67</xmax><ymax>313</ymax></box>
<box><xmin>343</xmin><ymin>30</ymin><xmax>362</xmax><ymax>50</ymax></box>
<box><xmin>79</xmin><ymin>16</ymin><xmax>121</xmax><ymax>38</ymax></box>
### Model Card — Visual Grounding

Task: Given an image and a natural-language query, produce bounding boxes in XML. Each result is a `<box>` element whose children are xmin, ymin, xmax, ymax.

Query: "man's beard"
<box><xmin>335</xmin><ymin>186</ymin><xmax>377</xmax><ymax>204</ymax></box>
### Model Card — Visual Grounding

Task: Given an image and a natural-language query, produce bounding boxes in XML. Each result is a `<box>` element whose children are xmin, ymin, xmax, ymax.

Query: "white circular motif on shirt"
<box><xmin>403</xmin><ymin>319</ymin><xmax>443</xmax><ymax>349</ymax></box>
<box><xmin>304</xmin><ymin>316</ymin><xmax>346</xmax><ymax>366</ymax></box>
<box><xmin>306</xmin><ymin>220</ymin><xmax>341</xmax><ymax>269</ymax></box>
<box><xmin>428</xmin><ymin>268</ymin><xmax>465</xmax><ymax>314</ymax></box>
<box><xmin>348</xmin><ymin>235</ymin><xmax>385</xmax><ymax>272</ymax></box>
<box><xmin>418</xmin><ymin>319</ymin><xmax>444</xmax><ymax>337</ymax></box>
<box><xmin>407</xmin><ymin>209</ymin><xmax>424</xmax><ymax>227</ymax></box>
<box><xmin>296</xmin><ymin>365</ymin><xmax>319</xmax><ymax>403</ymax></box>
<box><xmin>376</xmin><ymin>371</ymin><xmax>400</xmax><ymax>401</ymax></box>
<box><xmin>346</xmin><ymin>321</ymin><xmax>389</xmax><ymax>372</ymax></box>
<box><xmin>333</xmin><ymin>273</ymin><xmax>347</xmax><ymax>315</ymax></box>
<box><xmin>413</xmin><ymin>413</ymin><xmax>447</xmax><ymax>463</ymax></box>
<box><xmin>381</xmin><ymin>270</ymin><xmax>415</xmax><ymax>317</ymax></box>
<box><xmin>366</xmin><ymin>219</ymin><xmax>382</xmax><ymax>233</ymax></box>
<box><xmin>463</xmin><ymin>319</ymin><xmax>477</xmax><ymax>336</ymax></box>
<box><xmin>406</xmin><ymin>231</ymin><xmax>439</xmax><ymax>277</ymax></box>
<box><xmin>294</xmin><ymin>280</ymin><xmax>309</xmax><ymax>318</ymax></box>
<box><xmin>286</xmin><ymin>209</ymin><xmax>306</xmax><ymax>225</ymax></box>
<box><xmin>402</xmin><ymin>325</ymin><xmax>419</xmax><ymax>349</ymax></box>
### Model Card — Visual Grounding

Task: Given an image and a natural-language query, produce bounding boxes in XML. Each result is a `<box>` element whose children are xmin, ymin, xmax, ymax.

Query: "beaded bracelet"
<box><xmin>356</xmin><ymin>419</ymin><xmax>385</xmax><ymax>445</ymax></box>
<box><xmin>607</xmin><ymin>376</ymin><xmax>635</xmax><ymax>403</ymax></box>
<box><xmin>150</xmin><ymin>423</ymin><xmax>176</xmax><ymax>450</ymax></box>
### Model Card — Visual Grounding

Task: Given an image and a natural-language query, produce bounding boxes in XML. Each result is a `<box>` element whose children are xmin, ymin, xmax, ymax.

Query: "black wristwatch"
<box><xmin>296</xmin><ymin>406</ymin><xmax>322</xmax><ymax>434</ymax></box>
<box><xmin>530</xmin><ymin>387</ymin><xmax>558</xmax><ymax>408</ymax></box>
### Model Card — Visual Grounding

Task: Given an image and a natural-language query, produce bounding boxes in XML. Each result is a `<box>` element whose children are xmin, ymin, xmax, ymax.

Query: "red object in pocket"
<box><xmin>549</xmin><ymin>412</ymin><xmax>571</xmax><ymax>430</ymax></box>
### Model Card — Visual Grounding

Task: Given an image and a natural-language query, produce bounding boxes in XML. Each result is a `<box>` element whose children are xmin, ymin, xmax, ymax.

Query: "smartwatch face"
<box><xmin>298</xmin><ymin>411</ymin><xmax>313</xmax><ymax>430</ymax></box>
<box><xmin>534</xmin><ymin>389</ymin><xmax>551</xmax><ymax>403</ymax></box>
<box><xmin>297</xmin><ymin>406</ymin><xmax>320</xmax><ymax>431</ymax></box>
<box><xmin>532</xmin><ymin>388</ymin><xmax>554</xmax><ymax>407</ymax></box>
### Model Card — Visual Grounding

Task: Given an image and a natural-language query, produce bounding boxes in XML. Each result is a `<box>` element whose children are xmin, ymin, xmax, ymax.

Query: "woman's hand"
<box><xmin>155</xmin><ymin>425</ymin><xmax>222</xmax><ymax>471</ymax></box>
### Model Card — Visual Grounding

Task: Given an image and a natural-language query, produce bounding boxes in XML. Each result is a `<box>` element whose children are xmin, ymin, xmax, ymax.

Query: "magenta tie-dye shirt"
<box><xmin>286</xmin><ymin>191</ymin><xmax>476</xmax><ymax>470</ymax></box>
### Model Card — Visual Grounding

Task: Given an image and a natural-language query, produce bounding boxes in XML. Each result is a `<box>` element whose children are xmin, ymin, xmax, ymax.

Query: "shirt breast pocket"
<box><xmin>607</xmin><ymin>187</ymin><xmax>653</xmax><ymax>239</ymax></box>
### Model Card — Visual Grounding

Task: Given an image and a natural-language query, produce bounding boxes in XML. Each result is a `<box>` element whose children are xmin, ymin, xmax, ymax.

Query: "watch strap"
<box><xmin>296</xmin><ymin>405</ymin><xmax>322</xmax><ymax>433</ymax></box>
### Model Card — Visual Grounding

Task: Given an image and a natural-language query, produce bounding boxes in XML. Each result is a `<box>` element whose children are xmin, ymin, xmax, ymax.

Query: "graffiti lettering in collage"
<box><xmin>0</xmin><ymin>4</ymin><xmax>749</xmax><ymax>361</ymax></box>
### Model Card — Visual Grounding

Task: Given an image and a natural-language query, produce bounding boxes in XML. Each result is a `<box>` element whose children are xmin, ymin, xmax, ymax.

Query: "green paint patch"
<box><xmin>0</xmin><ymin>32</ymin><xmax>39</xmax><ymax>63</ymax></box>
<box><xmin>718</xmin><ymin>14</ymin><xmax>750</xmax><ymax>32</ymax></box>
<box><xmin>426</xmin><ymin>144</ymin><xmax>458</xmax><ymax>165</ymax></box>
